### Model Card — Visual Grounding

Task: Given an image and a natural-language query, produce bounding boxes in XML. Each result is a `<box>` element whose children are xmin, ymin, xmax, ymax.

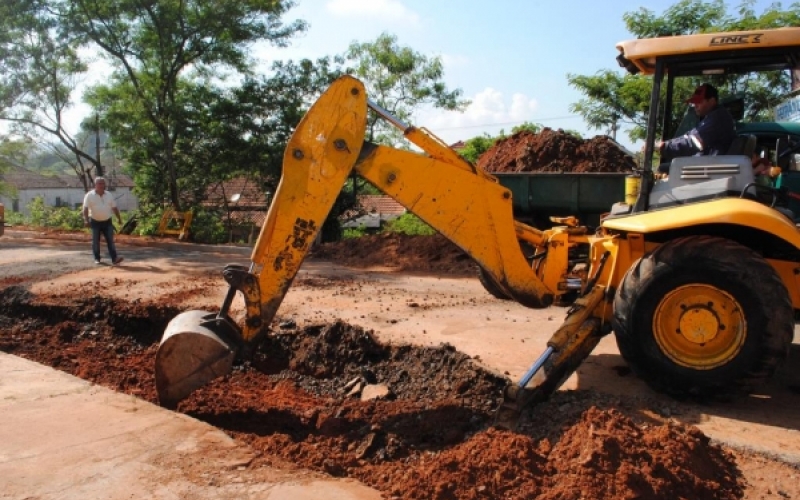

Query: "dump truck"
<box><xmin>491</xmin><ymin>100</ymin><xmax>800</xmax><ymax>232</ymax></box>
<box><xmin>494</xmin><ymin>171</ymin><xmax>630</xmax><ymax>228</ymax></box>
<box><xmin>154</xmin><ymin>27</ymin><xmax>800</xmax><ymax>428</ymax></box>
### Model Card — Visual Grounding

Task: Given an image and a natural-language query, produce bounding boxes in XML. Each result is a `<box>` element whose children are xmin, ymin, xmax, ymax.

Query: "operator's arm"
<box><xmin>659</xmin><ymin>106</ymin><xmax>736</xmax><ymax>161</ymax></box>
<box><xmin>112</xmin><ymin>207</ymin><xmax>122</xmax><ymax>225</ymax></box>
<box><xmin>659</xmin><ymin>131</ymin><xmax>703</xmax><ymax>161</ymax></box>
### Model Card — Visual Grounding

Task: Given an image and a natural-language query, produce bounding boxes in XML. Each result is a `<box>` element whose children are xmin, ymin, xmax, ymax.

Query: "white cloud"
<box><xmin>416</xmin><ymin>87</ymin><xmax>539</xmax><ymax>144</ymax></box>
<box><xmin>326</xmin><ymin>0</ymin><xmax>420</xmax><ymax>25</ymax></box>
<box><xmin>509</xmin><ymin>93</ymin><xmax>538</xmax><ymax>120</ymax></box>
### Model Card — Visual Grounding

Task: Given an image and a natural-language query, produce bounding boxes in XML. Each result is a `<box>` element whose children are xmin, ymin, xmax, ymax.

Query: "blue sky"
<box><xmin>58</xmin><ymin>0</ymin><xmax>781</xmax><ymax>152</ymax></box>
<box><xmin>252</xmin><ymin>0</ymin><xmax>781</xmax><ymax>150</ymax></box>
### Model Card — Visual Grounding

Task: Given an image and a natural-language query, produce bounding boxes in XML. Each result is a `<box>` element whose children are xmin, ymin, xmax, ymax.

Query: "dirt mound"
<box><xmin>0</xmin><ymin>288</ymin><xmax>744</xmax><ymax>500</ymax></box>
<box><xmin>477</xmin><ymin>128</ymin><xmax>637</xmax><ymax>173</ymax></box>
<box><xmin>374</xmin><ymin>409</ymin><xmax>741</xmax><ymax>500</ymax></box>
<box><xmin>311</xmin><ymin>232</ymin><xmax>476</xmax><ymax>276</ymax></box>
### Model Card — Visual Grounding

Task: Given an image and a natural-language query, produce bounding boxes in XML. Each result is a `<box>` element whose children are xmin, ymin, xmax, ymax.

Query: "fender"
<box><xmin>603</xmin><ymin>197</ymin><xmax>800</xmax><ymax>249</ymax></box>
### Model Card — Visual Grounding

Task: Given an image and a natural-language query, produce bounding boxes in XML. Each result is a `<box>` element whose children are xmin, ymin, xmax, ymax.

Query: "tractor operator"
<box><xmin>656</xmin><ymin>83</ymin><xmax>736</xmax><ymax>173</ymax></box>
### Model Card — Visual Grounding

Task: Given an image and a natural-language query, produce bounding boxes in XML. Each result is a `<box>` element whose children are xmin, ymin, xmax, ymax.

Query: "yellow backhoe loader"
<box><xmin>155</xmin><ymin>27</ymin><xmax>800</xmax><ymax>428</ymax></box>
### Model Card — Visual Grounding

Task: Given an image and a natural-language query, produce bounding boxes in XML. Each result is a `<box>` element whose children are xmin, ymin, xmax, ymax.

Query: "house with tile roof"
<box><xmin>0</xmin><ymin>167</ymin><xmax>138</xmax><ymax>216</ymax></box>
<box><xmin>203</xmin><ymin>176</ymin><xmax>272</xmax><ymax>243</ymax></box>
<box><xmin>341</xmin><ymin>194</ymin><xmax>407</xmax><ymax>230</ymax></box>
<box><xmin>202</xmin><ymin>176</ymin><xmax>407</xmax><ymax>237</ymax></box>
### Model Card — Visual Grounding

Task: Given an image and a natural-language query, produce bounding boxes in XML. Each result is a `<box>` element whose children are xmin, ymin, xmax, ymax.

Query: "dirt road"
<box><xmin>2</xmin><ymin>229</ymin><xmax>799</xmax><ymax>499</ymax></box>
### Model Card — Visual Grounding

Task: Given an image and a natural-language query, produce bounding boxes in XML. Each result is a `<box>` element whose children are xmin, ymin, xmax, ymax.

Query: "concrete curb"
<box><xmin>0</xmin><ymin>353</ymin><xmax>381</xmax><ymax>500</ymax></box>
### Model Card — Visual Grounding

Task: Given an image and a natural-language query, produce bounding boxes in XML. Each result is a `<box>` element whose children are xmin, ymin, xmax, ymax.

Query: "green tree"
<box><xmin>567</xmin><ymin>0</ymin><xmax>800</xmax><ymax>142</ymax></box>
<box><xmin>343</xmin><ymin>32</ymin><xmax>470</xmax><ymax>146</ymax></box>
<box><xmin>75</xmin><ymin>0</ymin><xmax>307</xmax><ymax>210</ymax></box>
<box><xmin>568</xmin><ymin>72</ymin><xmax>654</xmax><ymax>142</ymax></box>
<box><xmin>1</xmin><ymin>0</ymin><xmax>307</xmax><ymax>209</ymax></box>
<box><xmin>0</xmin><ymin>138</ymin><xmax>37</xmax><ymax>197</ymax></box>
<box><xmin>459</xmin><ymin>134</ymin><xmax>497</xmax><ymax>164</ymax></box>
<box><xmin>0</xmin><ymin>0</ymin><xmax>99</xmax><ymax>189</ymax></box>
<box><xmin>86</xmin><ymin>57</ymin><xmax>336</xmax><ymax>212</ymax></box>
<box><xmin>510</xmin><ymin>122</ymin><xmax>544</xmax><ymax>135</ymax></box>
<box><xmin>458</xmin><ymin>123</ymin><xmax>580</xmax><ymax>165</ymax></box>
<box><xmin>314</xmin><ymin>33</ymin><xmax>470</xmax><ymax>241</ymax></box>
<box><xmin>211</xmin><ymin>58</ymin><xmax>342</xmax><ymax>193</ymax></box>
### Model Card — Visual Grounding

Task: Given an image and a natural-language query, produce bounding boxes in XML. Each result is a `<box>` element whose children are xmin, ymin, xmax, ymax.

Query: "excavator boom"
<box><xmin>154</xmin><ymin>76</ymin><xmax>610</xmax><ymax>422</ymax></box>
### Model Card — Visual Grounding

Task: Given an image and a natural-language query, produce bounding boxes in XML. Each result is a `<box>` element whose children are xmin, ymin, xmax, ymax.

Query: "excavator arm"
<box><xmin>154</xmin><ymin>76</ymin><xmax>611</xmax><ymax>426</ymax></box>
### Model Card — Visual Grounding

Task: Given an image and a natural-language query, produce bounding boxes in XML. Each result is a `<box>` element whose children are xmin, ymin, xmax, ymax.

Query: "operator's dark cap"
<box><xmin>685</xmin><ymin>83</ymin><xmax>719</xmax><ymax>104</ymax></box>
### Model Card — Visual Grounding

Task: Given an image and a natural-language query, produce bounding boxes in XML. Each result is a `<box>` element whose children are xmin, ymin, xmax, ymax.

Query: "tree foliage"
<box><xmin>2</xmin><ymin>3</ymin><xmax>469</xmax><ymax>242</ymax></box>
<box><xmin>568</xmin><ymin>0</ymin><xmax>800</xmax><ymax>142</ymax></box>
<box><xmin>343</xmin><ymin>32</ymin><xmax>470</xmax><ymax>146</ymax></box>
<box><xmin>75</xmin><ymin>0</ymin><xmax>307</xmax><ymax>209</ymax></box>
<box><xmin>458</xmin><ymin>134</ymin><xmax>497</xmax><ymax>164</ymax></box>
<box><xmin>0</xmin><ymin>0</ymin><xmax>98</xmax><ymax>189</ymax></box>
<box><xmin>85</xmin><ymin>56</ymin><xmax>338</xmax><ymax>211</ymax></box>
<box><xmin>458</xmin><ymin>122</ymin><xmax>544</xmax><ymax>164</ymax></box>
<box><xmin>0</xmin><ymin>138</ymin><xmax>37</xmax><ymax>197</ymax></box>
<box><xmin>0</xmin><ymin>0</ymin><xmax>307</xmax><ymax>208</ymax></box>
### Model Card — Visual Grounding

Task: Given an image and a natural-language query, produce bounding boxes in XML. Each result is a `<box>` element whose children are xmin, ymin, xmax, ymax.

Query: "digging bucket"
<box><xmin>155</xmin><ymin>310</ymin><xmax>240</xmax><ymax>408</ymax></box>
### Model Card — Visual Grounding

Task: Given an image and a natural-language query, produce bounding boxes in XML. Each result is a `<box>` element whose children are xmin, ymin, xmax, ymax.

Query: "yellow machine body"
<box><xmin>155</xmin><ymin>30</ymin><xmax>800</xmax><ymax>424</ymax></box>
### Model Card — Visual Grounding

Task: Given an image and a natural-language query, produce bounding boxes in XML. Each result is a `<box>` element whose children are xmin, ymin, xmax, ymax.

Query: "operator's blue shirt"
<box><xmin>662</xmin><ymin>105</ymin><xmax>737</xmax><ymax>161</ymax></box>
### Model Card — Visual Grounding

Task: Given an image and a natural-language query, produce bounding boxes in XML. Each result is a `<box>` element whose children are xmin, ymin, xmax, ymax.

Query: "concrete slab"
<box><xmin>0</xmin><ymin>353</ymin><xmax>381</xmax><ymax>500</ymax></box>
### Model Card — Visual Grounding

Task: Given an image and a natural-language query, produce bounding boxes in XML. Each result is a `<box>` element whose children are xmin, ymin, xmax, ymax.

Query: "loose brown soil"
<box><xmin>3</xmin><ymin>223</ymin><xmax>800</xmax><ymax>499</ymax></box>
<box><xmin>310</xmin><ymin>232</ymin><xmax>477</xmax><ymax>276</ymax></box>
<box><xmin>477</xmin><ymin>128</ymin><xmax>636</xmax><ymax>173</ymax></box>
<box><xmin>0</xmin><ymin>279</ymin><xmax>746</xmax><ymax>500</ymax></box>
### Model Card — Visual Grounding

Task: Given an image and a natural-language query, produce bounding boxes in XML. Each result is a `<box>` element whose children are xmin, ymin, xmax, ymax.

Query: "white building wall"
<box><xmin>110</xmin><ymin>188</ymin><xmax>139</xmax><ymax>212</ymax></box>
<box><xmin>0</xmin><ymin>188</ymin><xmax>79</xmax><ymax>216</ymax></box>
<box><xmin>0</xmin><ymin>187</ymin><xmax>138</xmax><ymax>216</ymax></box>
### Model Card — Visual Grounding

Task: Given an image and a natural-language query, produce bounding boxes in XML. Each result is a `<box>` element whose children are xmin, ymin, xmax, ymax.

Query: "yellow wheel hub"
<box><xmin>653</xmin><ymin>284</ymin><xmax>746</xmax><ymax>370</ymax></box>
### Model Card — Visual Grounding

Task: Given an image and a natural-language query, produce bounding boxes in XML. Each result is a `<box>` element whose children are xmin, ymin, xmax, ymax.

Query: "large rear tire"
<box><xmin>612</xmin><ymin>236</ymin><xmax>792</xmax><ymax>399</ymax></box>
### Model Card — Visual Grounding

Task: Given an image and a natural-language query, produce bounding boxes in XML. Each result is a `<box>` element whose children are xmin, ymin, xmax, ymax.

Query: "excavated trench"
<box><xmin>0</xmin><ymin>284</ymin><xmax>744</xmax><ymax>500</ymax></box>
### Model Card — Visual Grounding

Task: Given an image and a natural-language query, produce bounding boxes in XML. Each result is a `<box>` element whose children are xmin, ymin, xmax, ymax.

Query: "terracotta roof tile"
<box><xmin>0</xmin><ymin>167</ymin><xmax>135</xmax><ymax>190</ymax></box>
<box><xmin>106</xmin><ymin>173</ymin><xmax>135</xmax><ymax>188</ymax></box>
<box><xmin>357</xmin><ymin>195</ymin><xmax>406</xmax><ymax>215</ymax></box>
<box><xmin>56</xmin><ymin>175</ymin><xmax>86</xmax><ymax>188</ymax></box>
<box><xmin>1</xmin><ymin>167</ymin><xmax>66</xmax><ymax>189</ymax></box>
<box><xmin>205</xmin><ymin>176</ymin><xmax>269</xmax><ymax>207</ymax></box>
<box><xmin>342</xmin><ymin>195</ymin><xmax>407</xmax><ymax>221</ymax></box>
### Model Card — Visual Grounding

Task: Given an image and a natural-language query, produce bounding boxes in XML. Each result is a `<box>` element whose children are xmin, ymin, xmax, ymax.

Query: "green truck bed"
<box><xmin>493</xmin><ymin>172</ymin><xmax>628</xmax><ymax>228</ymax></box>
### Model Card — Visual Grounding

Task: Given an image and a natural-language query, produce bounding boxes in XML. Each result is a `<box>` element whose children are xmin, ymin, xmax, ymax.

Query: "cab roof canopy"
<box><xmin>616</xmin><ymin>27</ymin><xmax>800</xmax><ymax>77</ymax></box>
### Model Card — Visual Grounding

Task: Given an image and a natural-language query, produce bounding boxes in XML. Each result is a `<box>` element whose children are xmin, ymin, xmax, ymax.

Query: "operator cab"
<box><xmin>609</xmin><ymin>27</ymin><xmax>800</xmax><ymax>220</ymax></box>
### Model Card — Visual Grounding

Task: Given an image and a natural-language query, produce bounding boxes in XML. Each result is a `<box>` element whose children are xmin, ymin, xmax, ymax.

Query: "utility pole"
<box><xmin>610</xmin><ymin>113</ymin><xmax>619</xmax><ymax>141</ymax></box>
<box><xmin>95</xmin><ymin>113</ymin><xmax>104</xmax><ymax>177</ymax></box>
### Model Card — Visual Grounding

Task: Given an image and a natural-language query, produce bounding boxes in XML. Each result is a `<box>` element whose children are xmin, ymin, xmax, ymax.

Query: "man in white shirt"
<box><xmin>82</xmin><ymin>177</ymin><xmax>124</xmax><ymax>265</ymax></box>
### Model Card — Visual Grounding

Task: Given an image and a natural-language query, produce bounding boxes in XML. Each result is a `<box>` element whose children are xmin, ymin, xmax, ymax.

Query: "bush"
<box><xmin>26</xmin><ymin>197</ymin><xmax>84</xmax><ymax>230</ymax></box>
<box><xmin>191</xmin><ymin>207</ymin><xmax>228</xmax><ymax>244</ymax></box>
<box><xmin>5</xmin><ymin>210</ymin><xmax>25</xmax><ymax>226</ymax></box>
<box><xmin>125</xmin><ymin>205</ymin><xmax>227</xmax><ymax>244</ymax></box>
<box><xmin>383</xmin><ymin>213</ymin><xmax>435</xmax><ymax>236</ymax></box>
<box><xmin>343</xmin><ymin>225</ymin><xmax>368</xmax><ymax>239</ymax></box>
